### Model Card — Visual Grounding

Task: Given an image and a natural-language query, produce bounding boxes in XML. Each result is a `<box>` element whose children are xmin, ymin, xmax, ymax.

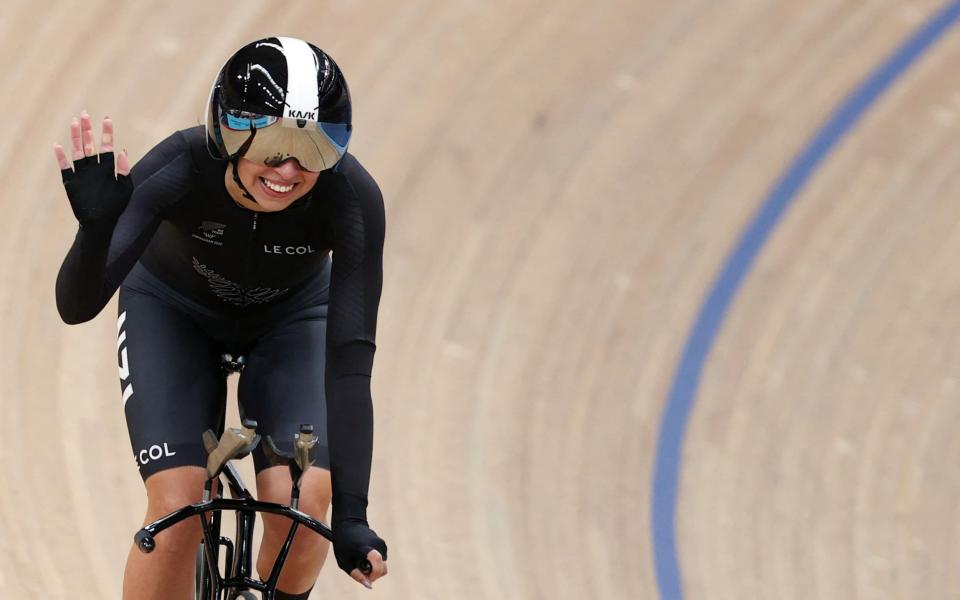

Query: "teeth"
<box><xmin>261</xmin><ymin>178</ymin><xmax>294</xmax><ymax>193</ymax></box>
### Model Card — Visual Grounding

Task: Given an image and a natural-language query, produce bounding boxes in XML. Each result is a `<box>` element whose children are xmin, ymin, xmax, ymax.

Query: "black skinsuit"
<box><xmin>55</xmin><ymin>125</ymin><xmax>384</xmax><ymax>523</ymax></box>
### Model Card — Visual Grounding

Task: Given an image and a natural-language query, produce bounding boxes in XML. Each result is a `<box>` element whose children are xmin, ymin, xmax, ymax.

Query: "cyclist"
<box><xmin>53</xmin><ymin>37</ymin><xmax>388</xmax><ymax>600</ymax></box>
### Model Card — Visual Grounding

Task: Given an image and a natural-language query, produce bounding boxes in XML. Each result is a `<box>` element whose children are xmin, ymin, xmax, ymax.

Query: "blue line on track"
<box><xmin>650</xmin><ymin>3</ymin><xmax>960</xmax><ymax>598</ymax></box>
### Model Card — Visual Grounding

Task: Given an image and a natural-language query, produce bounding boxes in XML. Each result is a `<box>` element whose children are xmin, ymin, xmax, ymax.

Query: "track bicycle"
<box><xmin>133</xmin><ymin>355</ymin><xmax>371</xmax><ymax>599</ymax></box>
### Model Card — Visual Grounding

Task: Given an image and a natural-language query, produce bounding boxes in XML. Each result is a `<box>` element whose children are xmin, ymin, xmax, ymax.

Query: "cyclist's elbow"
<box><xmin>56</xmin><ymin>296</ymin><xmax>98</xmax><ymax>325</ymax></box>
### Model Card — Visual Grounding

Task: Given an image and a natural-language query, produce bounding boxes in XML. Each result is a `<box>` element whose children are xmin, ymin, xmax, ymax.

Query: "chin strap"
<box><xmin>228</xmin><ymin>128</ymin><xmax>259</xmax><ymax>204</ymax></box>
<box><xmin>230</xmin><ymin>157</ymin><xmax>257</xmax><ymax>204</ymax></box>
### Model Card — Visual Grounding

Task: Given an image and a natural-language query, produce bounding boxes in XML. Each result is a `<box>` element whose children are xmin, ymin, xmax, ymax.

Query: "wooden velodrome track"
<box><xmin>3</xmin><ymin>0</ymin><xmax>958</xmax><ymax>598</ymax></box>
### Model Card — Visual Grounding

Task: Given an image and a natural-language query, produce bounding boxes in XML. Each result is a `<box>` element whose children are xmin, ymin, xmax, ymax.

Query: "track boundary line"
<box><xmin>650</xmin><ymin>3</ymin><xmax>960</xmax><ymax>598</ymax></box>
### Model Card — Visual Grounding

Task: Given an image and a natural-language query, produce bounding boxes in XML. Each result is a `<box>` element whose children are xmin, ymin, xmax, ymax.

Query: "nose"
<box><xmin>271</xmin><ymin>159</ymin><xmax>303</xmax><ymax>180</ymax></box>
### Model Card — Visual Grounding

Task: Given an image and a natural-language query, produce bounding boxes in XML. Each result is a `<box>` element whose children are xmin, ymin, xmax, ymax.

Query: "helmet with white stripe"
<box><xmin>206</xmin><ymin>37</ymin><xmax>352</xmax><ymax>173</ymax></box>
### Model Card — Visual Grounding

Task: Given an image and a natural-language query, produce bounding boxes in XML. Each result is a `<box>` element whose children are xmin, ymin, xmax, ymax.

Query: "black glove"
<box><xmin>61</xmin><ymin>153</ymin><xmax>132</xmax><ymax>229</ymax></box>
<box><xmin>332</xmin><ymin>518</ymin><xmax>388</xmax><ymax>575</ymax></box>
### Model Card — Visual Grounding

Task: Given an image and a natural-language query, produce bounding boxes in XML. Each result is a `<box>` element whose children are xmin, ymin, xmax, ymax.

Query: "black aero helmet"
<box><xmin>206</xmin><ymin>36</ymin><xmax>352</xmax><ymax>172</ymax></box>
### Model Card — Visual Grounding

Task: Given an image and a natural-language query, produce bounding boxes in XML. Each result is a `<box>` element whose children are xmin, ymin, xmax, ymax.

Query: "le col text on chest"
<box><xmin>264</xmin><ymin>244</ymin><xmax>316</xmax><ymax>255</ymax></box>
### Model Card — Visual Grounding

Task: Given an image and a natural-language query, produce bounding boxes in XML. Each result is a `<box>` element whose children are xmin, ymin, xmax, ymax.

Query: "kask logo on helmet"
<box><xmin>287</xmin><ymin>109</ymin><xmax>317</xmax><ymax>120</ymax></box>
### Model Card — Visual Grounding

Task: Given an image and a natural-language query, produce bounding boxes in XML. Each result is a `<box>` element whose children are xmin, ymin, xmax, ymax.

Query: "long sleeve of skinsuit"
<box><xmin>55</xmin><ymin>132</ymin><xmax>193</xmax><ymax>324</ymax></box>
<box><xmin>323</xmin><ymin>158</ymin><xmax>386</xmax><ymax>526</ymax></box>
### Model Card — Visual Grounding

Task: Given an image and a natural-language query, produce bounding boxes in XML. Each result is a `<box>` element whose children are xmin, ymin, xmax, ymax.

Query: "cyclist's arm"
<box><xmin>55</xmin><ymin>131</ymin><xmax>192</xmax><ymax>324</ymax></box>
<box><xmin>325</xmin><ymin>159</ymin><xmax>386</xmax><ymax>525</ymax></box>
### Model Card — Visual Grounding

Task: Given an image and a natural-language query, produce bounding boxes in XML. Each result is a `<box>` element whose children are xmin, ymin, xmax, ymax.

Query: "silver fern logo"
<box><xmin>191</xmin><ymin>257</ymin><xmax>289</xmax><ymax>306</ymax></box>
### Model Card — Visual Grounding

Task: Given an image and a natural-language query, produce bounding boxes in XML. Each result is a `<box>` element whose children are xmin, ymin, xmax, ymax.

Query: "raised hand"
<box><xmin>54</xmin><ymin>111</ymin><xmax>133</xmax><ymax>228</ymax></box>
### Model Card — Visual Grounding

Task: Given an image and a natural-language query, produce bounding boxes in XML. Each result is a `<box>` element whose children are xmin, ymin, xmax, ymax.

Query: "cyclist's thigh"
<box><xmin>118</xmin><ymin>285</ymin><xmax>227</xmax><ymax>481</ymax></box>
<box><xmin>238</xmin><ymin>302</ymin><xmax>330</xmax><ymax>472</ymax></box>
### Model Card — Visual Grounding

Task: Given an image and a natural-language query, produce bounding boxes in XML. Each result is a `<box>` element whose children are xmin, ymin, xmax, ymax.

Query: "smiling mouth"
<box><xmin>258</xmin><ymin>177</ymin><xmax>297</xmax><ymax>196</ymax></box>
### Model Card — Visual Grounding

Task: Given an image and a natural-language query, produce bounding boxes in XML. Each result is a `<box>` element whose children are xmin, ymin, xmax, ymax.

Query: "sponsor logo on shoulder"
<box><xmin>192</xmin><ymin>221</ymin><xmax>227</xmax><ymax>247</ymax></box>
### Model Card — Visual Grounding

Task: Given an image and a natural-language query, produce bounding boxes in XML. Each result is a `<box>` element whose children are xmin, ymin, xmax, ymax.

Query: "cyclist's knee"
<box><xmin>142</xmin><ymin>466</ymin><xmax>208</xmax><ymax>549</ymax></box>
<box><xmin>296</xmin><ymin>475</ymin><xmax>332</xmax><ymax>522</ymax></box>
<box><xmin>257</xmin><ymin>467</ymin><xmax>331</xmax><ymax>537</ymax></box>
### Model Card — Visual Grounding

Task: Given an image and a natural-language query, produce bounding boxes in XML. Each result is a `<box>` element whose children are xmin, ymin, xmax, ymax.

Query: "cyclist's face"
<box><xmin>230</xmin><ymin>157</ymin><xmax>320</xmax><ymax>212</ymax></box>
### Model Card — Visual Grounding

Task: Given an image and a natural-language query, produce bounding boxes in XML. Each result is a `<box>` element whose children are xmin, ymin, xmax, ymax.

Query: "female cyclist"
<box><xmin>53</xmin><ymin>37</ymin><xmax>388</xmax><ymax>599</ymax></box>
